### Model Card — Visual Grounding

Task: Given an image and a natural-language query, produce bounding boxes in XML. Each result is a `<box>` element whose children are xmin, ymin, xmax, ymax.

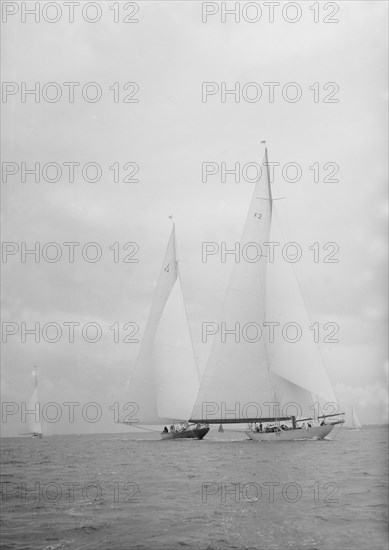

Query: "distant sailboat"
<box><xmin>122</xmin><ymin>223</ymin><xmax>210</xmax><ymax>440</ymax></box>
<box><xmin>189</xmin><ymin>142</ymin><xmax>344</xmax><ymax>441</ymax></box>
<box><xmin>25</xmin><ymin>367</ymin><xmax>43</xmax><ymax>438</ymax></box>
<box><xmin>349</xmin><ymin>408</ymin><xmax>362</xmax><ymax>431</ymax></box>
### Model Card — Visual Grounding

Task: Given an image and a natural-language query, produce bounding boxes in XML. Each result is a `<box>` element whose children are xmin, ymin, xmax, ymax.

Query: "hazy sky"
<box><xmin>1</xmin><ymin>0</ymin><xmax>387</xmax><ymax>435</ymax></box>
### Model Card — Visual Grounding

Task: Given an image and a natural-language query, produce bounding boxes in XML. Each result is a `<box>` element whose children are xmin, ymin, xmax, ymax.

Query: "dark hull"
<box><xmin>161</xmin><ymin>427</ymin><xmax>210</xmax><ymax>440</ymax></box>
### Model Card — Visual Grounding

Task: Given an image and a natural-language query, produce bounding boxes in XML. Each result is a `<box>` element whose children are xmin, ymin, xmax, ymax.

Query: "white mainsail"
<box><xmin>123</xmin><ymin>225</ymin><xmax>200</xmax><ymax>425</ymax></box>
<box><xmin>190</xmin><ymin>145</ymin><xmax>339</xmax><ymax>423</ymax></box>
<box><xmin>191</xmin><ymin>150</ymin><xmax>274</xmax><ymax>421</ymax></box>
<box><xmin>26</xmin><ymin>367</ymin><xmax>42</xmax><ymax>436</ymax></box>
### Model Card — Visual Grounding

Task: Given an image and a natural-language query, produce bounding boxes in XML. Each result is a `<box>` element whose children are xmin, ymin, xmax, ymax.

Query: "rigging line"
<box><xmin>125</xmin><ymin>424</ymin><xmax>162</xmax><ymax>433</ymax></box>
<box><xmin>124</xmin><ymin>224</ymin><xmax>177</xmax><ymax>410</ymax></box>
<box><xmin>173</xmin><ymin>223</ymin><xmax>201</xmax><ymax>383</ymax></box>
<box><xmin>261</xmin><ymin>146</ymin><xmax>277</xmax><ymax>412</ymax></box>
<box><xmin>218</xmin><ymin>428</ymin><xmax>252</xmax><ymax>433</ymax></box>
<box><xmin>273</xmin><ymin>202</ymin><xmax>338</xmax><ymax>401</ymax></box>
<box><xmin>137</xmin><ymin>224</ymin><xmax>176</xmax><ymax>345</ymax></box>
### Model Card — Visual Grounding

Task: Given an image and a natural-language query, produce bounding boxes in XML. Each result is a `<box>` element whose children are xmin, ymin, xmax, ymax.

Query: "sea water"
<box><xmin>1</xmin><ymin>426</ymin><xmax>387</xmax><ymax>550</ymax></box>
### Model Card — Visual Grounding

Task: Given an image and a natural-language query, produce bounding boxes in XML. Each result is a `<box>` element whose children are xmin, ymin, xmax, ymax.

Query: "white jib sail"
<box><xmin>265</xmin><ymin>203</ymin><xmax>338</xmax><ymax>416</ymax></box>
<box><xmin>124</xmin><ymin>225</ymin><xmax>199</xmax><ymax>425</ymax></box>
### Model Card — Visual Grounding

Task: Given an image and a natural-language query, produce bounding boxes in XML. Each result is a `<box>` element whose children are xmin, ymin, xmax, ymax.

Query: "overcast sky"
<box><xmin>1</xmin><ymin>0</ymin><xmax>387</xmax><ymax>435</ymax></box>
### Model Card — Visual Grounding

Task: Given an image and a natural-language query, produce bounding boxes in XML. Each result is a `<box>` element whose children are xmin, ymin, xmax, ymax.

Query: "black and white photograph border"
<box><xmin>1</xmin><ymin>2</ymin><xmax>388</xmax><ymax>549</ymax></box>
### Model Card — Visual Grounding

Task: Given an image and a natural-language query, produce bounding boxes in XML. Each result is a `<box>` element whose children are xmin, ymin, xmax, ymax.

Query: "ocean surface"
<box><xmin>1</xmin><ymin>426</ymin><xmax>388</xmax><ymax>550</ymax></box>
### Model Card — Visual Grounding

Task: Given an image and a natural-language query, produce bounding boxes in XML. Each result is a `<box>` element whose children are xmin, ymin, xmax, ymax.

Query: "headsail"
<box><xmin>265</xmin><ymin>204</ymin><xmax>338</xmax><ymax>416</ymax></box>
<box><xmin>123</xmin><ymin>225</ymin><xmax>199</xmax><ymax>425</ymax></box>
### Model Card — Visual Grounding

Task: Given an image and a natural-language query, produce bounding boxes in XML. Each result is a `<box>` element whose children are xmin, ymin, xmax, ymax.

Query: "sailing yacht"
<box><xmin>349</xmin><ymin>408</ymin><xmax>362</xmax><ymax>430</ymax></box>
<box><xmin>189</xmin><ymin>142</ymin><xmax>344</xmax><ymax>441</ymax></box>
<box><xmin>25</xmin><ymin>367</ymin><xmax>43</xmax><ymax>438</ymax></box>
<box><xmin>122</xmin><ymin>224</ymin><xmax>209</xmax><ymax>440</ymax></box>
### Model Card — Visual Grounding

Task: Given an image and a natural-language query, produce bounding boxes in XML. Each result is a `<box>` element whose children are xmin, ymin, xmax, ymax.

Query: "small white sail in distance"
<box><xmin>350</xmin><ymin>407</ymin><xmax>362</xmax><ymax>429</ymax></box>
<box><xmin>122</xmin><ymin>224</ymin><xmax>200</xmax><ymax>425</ymax></box>
<box><xmin>190</xmin><ymin>145</ymin><xmax>340</xmax><ymax>423</ymax></box>
<box><xmin>26</xmin><ymin>367</ymin><xmax>43</xmax><ymax>436</ymax></box>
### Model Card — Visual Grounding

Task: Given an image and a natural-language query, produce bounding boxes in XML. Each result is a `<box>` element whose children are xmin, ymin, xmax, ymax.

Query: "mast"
<box><xmin>169</xmin><ymin>216</ymin><xmax>177</xmax><ymax>271</ymax></box>
<box><xmin>261</xmin><ymin>140</ymin><xmax>273</xmax><ymax>214</ymax></box>
<box><xmin>171</xmin><ymin>216</ymin><xmax>201</xmax><ymax>383</ymax></box>
<box><xmin>261</xmin><ymin>140</ymin><xmax>278</xmax><ymax>421</ymax></box>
